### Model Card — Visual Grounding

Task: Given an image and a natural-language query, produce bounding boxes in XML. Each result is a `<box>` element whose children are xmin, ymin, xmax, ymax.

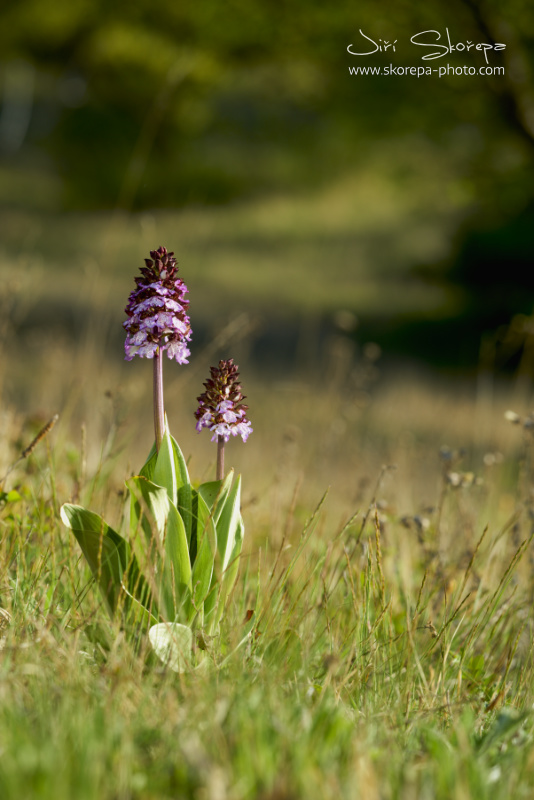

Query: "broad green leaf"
<box><xmin>214</xmin><ymin>514</ymin><xmax>245</xmax><ymax>627</ymax></box>
<box><xmin>129</xmin><ymin>478</ymin><xmax>192</xmax><ymax>591</ymax></box>
<box><xmin>222</xmin><ymin>514</ymin><xmax>244</xmax><ymax>591</ymax></box>
<box><xmin>216</xmin><ymin>475</ymin><xmax>242</xmax><ymax>573</ymax></box>
<box><xmin>61</xmin><ymin>504</ymin><xmax>134</xmax><ymax>617</ymax></box>
<box><xmin>149</xmin><ymin>622</ymin><xmax>192</xmax><ymax>672</ymax></box>
<box><xmin>164</xmin><ymin>500</ymin><xmax>193</xmax><ymax>617</ymax></box>
<box><xmin>127</xmin><ymin>476</ymin><xmax>192</xmax><ymax>620</ymax></box>
<box><xmin>178</xmin><ymin>483</ymin><xmax>193</xmax><ymax>547</ymax></box>
<box><xmin>203</xmin><ymin>575</ymin><xmax>218</xmax><ymax>626</ymax></box>
<box><xmin>202</xmin><ymin>476</ymin><xmax>244</xmax><ymax>629</ymax></box>
<box><xmin>170</xmin><ymin>434</ymin><xmax>190</xmax><ymax>488</ymax></box>
<box><xmin>189</xmin><ymin>490</ymin><xmax>217</xmax><ymax>622</ymax></box>
<box><xmin>152</xmin><ymin>430</ymin><xmax>178</xmax><ymax>505</ymax></box>
<box><xmin>127</xmin><ymin>476</ymin><xmax>169</xmax><ymax>550</ymax></box>
<box><xmin>139</xmin><ymin>442</ymin><xmax>158</xmax><ymax>480</ymax></box>
<box><xmin>138</xmin><ymin>429</ymin><xmax>192</xmax><ymax>540</ymax></box>
<box><xmin>139</xmin><ymin>411</ymin><xmax>190</xmax><ymax>487</ymax></box>
<box><xmin>198</xmin><ymin>471</ymin><xmax>234</xmax><ymax>524</ymax></box>
<box><xmin>128</xmin><ymin>475</ymin><xmax>173</xmax><ymax>616</ymax></box>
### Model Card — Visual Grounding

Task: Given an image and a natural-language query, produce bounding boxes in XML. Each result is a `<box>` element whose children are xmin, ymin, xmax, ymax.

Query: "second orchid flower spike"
<box><xmin>195</xmin><ymin>359</ymin><xmax>253</xmax><ymax>479</ymax></box>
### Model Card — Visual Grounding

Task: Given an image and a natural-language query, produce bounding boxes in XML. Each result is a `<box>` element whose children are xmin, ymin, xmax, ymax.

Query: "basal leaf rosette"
<box><xmin>61</xmin><ymin>425</ymin><xmax>247</xmax><ymax>669</ymax></box>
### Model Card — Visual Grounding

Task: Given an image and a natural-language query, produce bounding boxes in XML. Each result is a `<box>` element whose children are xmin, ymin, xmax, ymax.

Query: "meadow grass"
<box><xmin>1</xmin><ymin>343</ymin><xmax>534</xmax><ymax>799</ymax></box>
<box><xmin>1</xmin><ymin>192</ymin><xmax>533</xmax><ymax>798</ymax></box>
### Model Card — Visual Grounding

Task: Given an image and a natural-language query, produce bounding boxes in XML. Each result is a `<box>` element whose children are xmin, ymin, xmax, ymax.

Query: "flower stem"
<box><xmin>153</xmin><ymin>348</ymin><xmax>165</xmax><ymax>452</ymax></box>
<box><xmin>216</xmin><ymin>435</ymin><xmax>225</xmax><ymax>481</ymax></box>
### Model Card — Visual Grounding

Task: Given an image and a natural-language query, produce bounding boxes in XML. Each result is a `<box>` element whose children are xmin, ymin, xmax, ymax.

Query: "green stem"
<box><xmin>216</xmin><ymin>435</ymin><xmax>225</xmax><ymax>481</ymax></box>
<box><xmin>153</xmin><ymin>348</ymin><xmax>165</xmax><ymax>452</ymax></box>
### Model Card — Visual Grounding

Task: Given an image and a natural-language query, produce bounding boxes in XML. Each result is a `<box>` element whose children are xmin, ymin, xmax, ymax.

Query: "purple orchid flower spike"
<box><xmin>124</xmin><ymin>246</ymin><xmax>191</xmax><ymax>451</ymax></box>
<box><xmin>195</xmin><ymin>359</ymin><xmax>253</xmax><ymax>479</ymax></box>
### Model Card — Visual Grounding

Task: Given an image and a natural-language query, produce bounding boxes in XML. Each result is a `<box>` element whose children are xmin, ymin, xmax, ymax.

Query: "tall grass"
<box><xmin>0</xmin><ymin>189</ymin><xmax>533</xmax><ymax>796</ymax></box>
<box><xmin>0</xmin><ymin>319</ymin><xmax>534</xmax><ymax>798</ymax></box>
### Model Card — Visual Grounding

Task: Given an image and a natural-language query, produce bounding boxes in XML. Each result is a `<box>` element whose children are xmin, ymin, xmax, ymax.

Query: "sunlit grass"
<box><xmin>1</xmin><ymin>180</ymin><xmax>534</xmax><ymax>796</ymax></box>
<box><xmin>1</xmin><ymin>314</ymin><xmax>534</xmax><ymax>797</ymax></box>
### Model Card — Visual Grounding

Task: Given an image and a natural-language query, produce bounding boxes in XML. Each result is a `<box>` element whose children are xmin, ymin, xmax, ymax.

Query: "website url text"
<box><xmin>348</xmin><ymin>64</ymin><xmax>504</xmax><ymax>77</ymax></box>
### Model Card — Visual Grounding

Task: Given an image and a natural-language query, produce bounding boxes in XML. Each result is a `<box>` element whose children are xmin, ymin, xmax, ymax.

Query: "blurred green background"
<box><xmin>1</xmin><ymin>0</ymin><xmax>534</xmax><ymax>399</ymax></box>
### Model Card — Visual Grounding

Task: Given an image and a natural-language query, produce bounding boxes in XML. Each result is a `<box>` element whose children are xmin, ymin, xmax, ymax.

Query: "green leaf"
<box><xmin>164</xmin><ymin>501</ymin><xmax>193</xmax><ymax>617</ymax></box>
<box><xmin>170</xmin><ymin>434</ymin><xmax>190</xmax><ymax>488</ymax></box>
<box><xmin>139</xmin><ymin>442</ymin><xmax>158</xmax><ymax>481</ymax></box>
<box><xmin>128</xmin><ymin>476</ymin><xmax>168</xmax><ymax>553</ymax></box>
<box><xmin>189</xmin><ymin>490</ymin><xmax>217</xmax><ymax>622</ymax></box>
<box><xmin>149</xmin><ymin>622</ymin><xmax>193</xmax><ymax>672</ymax></box>
<box><xmin>139</xmin><ymin>408</ymin><xmax>190</xmax><ymax>481</ymax></box>
<box><xmin>152</xmin><ymin>430</ymin><xmax>178</xmax><ymax>505</ymax></box>
<box><xmin>138</xmin><ymin>430</ymin><xmax>193</xmax><ymax>542</ymax></box>
<box><xmin>165</xmin><ymin>431</ymin><xmax>193</xmax><ymax>544</ymax></box>
<box><xmin>216</xmin><ymin>474</ymin><xmax>242</xmax><ymax>573</ymax></box>
<box><xmin>198</xmin><ymin>471</ymin><xmax>234</xmax><ymax>524</ymax></box>
<box><xmin>139</xmin><ymin>429</ymin><xmax>189</xmax><ymax>493</ymax></box>
<box><xmin>60</xmin><ymin>504</ymin><xmax>136</xmax><ymax>617</ymax></box>
<box><xmin>128</xmin><ymin>476</ymin><xmax>173</xmax><ymax>617</ymax></box>
<box><xmin>127</xmin><ymin>476</ymin><xmax>192</xmax><ymax>620</ymax></box>
<box><xmin>213</xmin><ymin>514</ymin><xmax>245</xmax><ymax>627</ymax></box>
<box><xmin>178</xmin><ymin>483</ymin><xmax>193</xmax><ymax>547</ymax></box>
<box><xmin>202</xmin><ymin>475</ymin><xmax>244</xmax><ymax>630</ymax></box>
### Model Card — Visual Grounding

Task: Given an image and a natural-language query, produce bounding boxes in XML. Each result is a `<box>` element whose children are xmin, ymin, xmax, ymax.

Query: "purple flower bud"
<box><xmin>123</xmin><ymin>246</ymin><xmax>192</xmax><ymax>362</ymax></box>
<box><xmin>195</xmin><ymin>359</ymin><xmax>253</xmax><ymax>444</ymax></box>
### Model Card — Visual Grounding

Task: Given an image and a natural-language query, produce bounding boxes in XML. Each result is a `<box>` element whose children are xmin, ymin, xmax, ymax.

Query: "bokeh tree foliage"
<box><xmin>1</xmin><ymin>0</ymin><xmax>534</xmax><ymax>212</ymax></box>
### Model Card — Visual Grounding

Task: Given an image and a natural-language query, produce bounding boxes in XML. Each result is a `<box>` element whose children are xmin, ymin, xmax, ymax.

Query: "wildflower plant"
<box><xmin>60</xmin><ymin>248</ymin><xmax>250</xmax><ymax>671</ymax></box>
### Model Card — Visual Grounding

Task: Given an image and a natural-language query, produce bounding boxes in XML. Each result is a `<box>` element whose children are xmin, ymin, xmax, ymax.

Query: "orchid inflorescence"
<box><xmin>123</xmin><ymin>246</ymin><xmax>191</xmax><ymax>364</ymax></box>
<box><xmin>195</xmin><ymin>359</ymin><xmax>253</xmax><ymax>443</ymax></box>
